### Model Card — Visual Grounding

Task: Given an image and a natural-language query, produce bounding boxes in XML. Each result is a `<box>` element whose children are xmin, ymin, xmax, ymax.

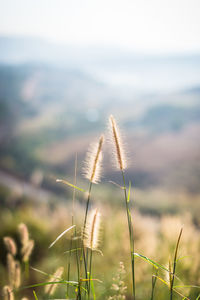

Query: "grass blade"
<box><xmin>134</xmin><ymin>252</ymin><xmax>169</xmax><ymax>272</ymax></box>
<box><xmin>49</xmin><ymin>225</ymin><xmax>75</xmax><ymax>249</ymax></box>
<box><xmin>33</xmin><ymin>290</ymin><xmax>38</xmax><ymax>300</ymax></box>
<box><xmin>56</xmin><ymin>179</ymin><xmax>85</xmax><ymax>192</ymax></box>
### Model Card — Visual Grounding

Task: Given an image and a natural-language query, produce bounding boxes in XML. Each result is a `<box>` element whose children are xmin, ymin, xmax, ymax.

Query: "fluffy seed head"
<box><xmin>2</xmin><ymin>286</ymin><xmax>14</xmax><ymax>300</ymax></box>
<box><xmin>18</xmin><ymin>223</ymin><xmax>29</xmax><ymax>246</ymax></box>
<box><xmin>83</xmin><ymin>135</ymin><xmax>104</xmax><ymax>184</ymax></box>
<box><xmin>44</xmin><ymin>266</ymin><xmax>64</xmax><ymax>295</ymax></box>
<box><xmin>7</xmin><ymin>254</ymin><xmax>15</xmax><ymax>288</ymax></box>
<box><xmin>3</xmin><ymin>237</ymin><xmax>17</xmax><ymax>256</ymax></box>
<box><xmin>83</xmin><ymin>209</ymin><xmax>101</xmax><ymax>251</ymax></box>
<box><xmin>21</xmin><ymin>239</ymin><xmax>34</xmax><ymax>262</ymax></box>
<box><xmin>109</xmin><ymin>115</ymin><xmax>126</xmax><ymax>170</ymax></box>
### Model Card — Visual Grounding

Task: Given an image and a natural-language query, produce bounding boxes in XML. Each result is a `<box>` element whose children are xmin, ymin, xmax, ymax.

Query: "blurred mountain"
<box><xmin>1</xmin><ymin>35</ymin><xmax>200</xmax><ymax>93</ymax></box>
<box><xmin>0</xmin><ymin>36</ymin><xmax>200</xmax><ymax>194</ymax></box>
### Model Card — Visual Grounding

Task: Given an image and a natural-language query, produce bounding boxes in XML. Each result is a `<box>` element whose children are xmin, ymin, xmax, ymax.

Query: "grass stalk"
<box><xmin>170</xmin><ymin>227</ymin><xmax>183</xmax><ymax>300</ymax></box>
<box><xmin>88</xmin><ymin>250</ymin><xmax>93</xmax><ymax>300</ymax></box>
<box><xmin>150</xmin><ymin>268</ymin><xmax>158</xmax><ymax>300</ymax></box>
<box><xmin>67</xmin><ymin>154</ymin><xmax>78</xmax><ymax>298</ymax></box>
<box><xmin>82</xmin><ymin>181</ymin><xmax>93</xmax><ymax>295</ymax></box>
<box><xmin>121</xmin><ymin>170</ymin><xmax>135</xmax><ymax>300</ymax></box>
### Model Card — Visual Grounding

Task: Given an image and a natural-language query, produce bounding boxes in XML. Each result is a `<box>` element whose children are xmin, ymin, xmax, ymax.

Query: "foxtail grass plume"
<box><xmin>2</xmin><ymin>285</ymin><xmax>14</xmax><ymax>300</ymax></box>
<box><xmin>83</xmin><ymin>135</ymin><xmax>104</xmax><ymax>184</ymax></box>
<box><xmin>44</xmin><ymin>266</ymin><xmax>64</xmax><ymax>295</ymax></box>
<box><xmin>21</xmin><ymin>239</ymin><xmax>34</xmax><ymax>262</ymax></box>
<box><xmin>109</xmin><ymin>115</ymin><xmax>126</xmax><ymax>170</ymax></box>
<box><xmin>3</xmin><ymin>237</ymin><xmax>17</xmax><ymax>256</ymax></box>
<box><xmin>18</xmin><ymin>223</ymin><xmax>29</xmax><ymax>246</ymax></box>
<box><xmin>84</xmin><ymin>209</ymin><xmax>101</xmax><ymax>251</ymax></box>
<box><xmin>7</xmin><ymin>254</ymin><xmax>15</xmax><ymax>288</ymax></box>
<box><xmin>7</xmin><ymin>254</ymin><xmax>21</xmax><ymax>289</ymax></box>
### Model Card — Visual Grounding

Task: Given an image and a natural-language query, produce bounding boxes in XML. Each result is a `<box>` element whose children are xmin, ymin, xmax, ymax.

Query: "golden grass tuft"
<box><xmin>83</xmin><ymin>135</ymin><xmax>104</xmax><ymax>184</ymax></box>
<box><xmin>2</xmin><ymin>285</ymin><xmax>14</xmax><ymax>300</ymax></box>
<box><xmin>7</xmin><ymin>254</ymin><xmax>15</xmax><ymax>288</ymax></box>
<box><xmin>109</xmin><ymin>115</ymin><xmax>126</xmax><ymax>170</ymax></box>
<box><xmin>21</xmin><ymin>239</ymin><xmax>34</xmax><ymax>262</ymax></box>
<box><xmin>18</xmin><ymin>223</ymin><xmax>29</xmax><ymax>247</ymax></box>
<box><xmin>44</xmin><ymin>266</ymin><xmax>64</xmax><ymax>295</ymax></box>
<box><xmin>84</xmin><ymin>209</ymin><xmax>101</xmax><ymax>251</ymax></box>
<box><xmin>3</xmin><ymin>237</ymin><xmax>17</xmax><ymax>256</ymax></box>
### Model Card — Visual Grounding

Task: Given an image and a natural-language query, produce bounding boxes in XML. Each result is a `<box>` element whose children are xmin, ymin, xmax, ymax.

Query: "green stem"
<box><xmin>88</xmin><ymin>250</ymin><xmax>93</xmax><ymax>300</ymax></box>
<box><xmin>66</xmin><ymin>234</ymin><xmax>73</xmax><ymax>297</ymax></box>
<box><xmin>150</xmin><ymin>268</ymin><xmax>158</xmax><ymax>300</ymax></box>
<box><xmin>121</xmin><ymin>170</ymin><xmax>135</xmax><ymax>300</ymax></box>
<box><xmin>170</xmin><ymin>228</ymin><xmax>183</xmax><ymax>300</ymax></box>
<box><xmin>82</xmin><ymin>181</ymin><xmax>93</xmax><ymax>295</ymax></box>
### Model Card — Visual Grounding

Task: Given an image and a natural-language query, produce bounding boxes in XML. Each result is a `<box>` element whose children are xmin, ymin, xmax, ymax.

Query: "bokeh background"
<box><xmin>0</xmin><ymin>1</ymin><xmax>200</xmax><ymax>299</ymax></box>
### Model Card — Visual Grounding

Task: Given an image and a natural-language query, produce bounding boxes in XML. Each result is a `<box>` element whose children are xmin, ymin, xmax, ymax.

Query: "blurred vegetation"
<box><xmin>0</xmin><ymin>54</ymin><xmax>200</xmax><ymax>299</ymax></box>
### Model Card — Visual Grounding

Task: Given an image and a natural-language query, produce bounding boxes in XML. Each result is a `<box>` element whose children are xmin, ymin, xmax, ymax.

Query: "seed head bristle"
<box><xmin>21</xmin><ymin>239</ymin><xmax>34</xmax><ymax>262</ymax></box>
<box><xmin>109</xmin><ymin>115</ymin><xmax>126</xmax><ymax>170</ymax></box>
<box><xmin>3</xmin><ymin>237</ymin><xmax>17</xmax><ymax>256</ymax></box>
<box><xmin>83</xmin><ymin>135</ymin><xmax>104</xmax><ymax>184</ymax></box>
<box><xmin>44</xmin><ymin>266</ymin><xmax>64</xmax><ymax>295</ymax></box>
<box><xmin>7</xmin><ymin>254</ymin><xmax>15</xmax><ymax>288</ymax></box>
<box><xmin>18</xmin><ymin>223</ymin><xmax>29</xmax><ymax>246</ymax></box>
<box><xmin>2</xmin><ymin>285</ymin><xmax>14</xmax><ymax>300</ymax></box>
<box><xmin>84</xmin><ymin>209</ymin><xmax>101</xmax><ymax>251</ymax></box>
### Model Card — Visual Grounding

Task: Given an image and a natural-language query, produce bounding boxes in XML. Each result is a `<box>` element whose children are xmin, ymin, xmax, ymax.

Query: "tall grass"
<box><xmin>1</xmin><ymin>115</ymin><xmax>200</xmax><ymax>300</ymax></box>
<box><xmin>109</xmin><ymin>115</ymin><xmax>135</xmax><ymax>300</ymax></box>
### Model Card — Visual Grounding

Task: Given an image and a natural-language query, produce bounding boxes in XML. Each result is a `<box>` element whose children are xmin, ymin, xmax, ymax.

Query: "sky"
<box><xmin>0</xmin><ymin>0</ymin><xmax>200</xmax><ymax>54</ymax></box>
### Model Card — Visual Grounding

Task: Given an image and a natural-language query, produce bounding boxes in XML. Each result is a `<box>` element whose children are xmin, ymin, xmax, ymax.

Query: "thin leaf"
<box><xmin>133</xmin><ymin>253</ymin><xmax>169</xmax><ymax>272</ymax></box>
<box><xmin>56</xmin><ymin>179</ymin><xmax>85</xmax><ymax>192</ymax></box>
<box><xmin>49</xmin><ymin>225</ymin><xmax>76</xmax><ymax>248</ymax></box>
<box><xmin>33</xmin><ymin>290</ymin><xmax>38</xmax><ymax>300</ymax></box>
<box><xmin>174</xmin><ymin>285</ymin><xmax>200</xmax><ymax>289</ymax></box>
<box><xmin>19</xmin><ymin>280</ymin><xmax>78</xmax><ymax>291</ymax></box>
<box><xmin>109</xmin><ymin>180</ymin><xmax>125</xmax><ymax>189</ymax></box>
<box><xmin>31</xmin><ymin>266</ymin><xmax>50</xmax><ymax>277</ymax></box>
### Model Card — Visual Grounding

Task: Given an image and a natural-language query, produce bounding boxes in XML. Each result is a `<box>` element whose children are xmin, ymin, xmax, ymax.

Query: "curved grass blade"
<box><xmin>18</xmin><ymin>280</ymin><xmax>79</xmax><ymax>292</ymax></box>
<box><xmin>49</xmin><ymin>225</ymin><xmax>75</xmax><ymax>249</ymax></box>
<box><xmin>133</xmin><ymin>253</ymin><xmax>169</xmax><ymax>272</ymax></box>
<box><xmin>56</xmin><ymin>179</ymin><xmax>85</xmax><ymax>192</ymax></box>
<box><xmin>109</xmin><ymin>180</ymin><xmax>125</xmax><ymax>189</ymax></box>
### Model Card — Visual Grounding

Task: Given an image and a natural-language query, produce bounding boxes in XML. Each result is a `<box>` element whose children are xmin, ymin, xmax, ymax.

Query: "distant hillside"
<box><xmin>0</xmin><ymin>62</ymin><xmax>200</xmax><ymax>193</ymax></box>
<box><xmin>1</xmin><ymin>35</ymin><xmax>200</xmax><ymax>92</ymax></box>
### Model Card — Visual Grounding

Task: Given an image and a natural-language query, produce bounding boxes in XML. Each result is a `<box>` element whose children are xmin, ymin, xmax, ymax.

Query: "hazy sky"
<box><xmin>1</xmin><ymin>0</ymin><xmax>200</xmax><ymax>53</ymax></box>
